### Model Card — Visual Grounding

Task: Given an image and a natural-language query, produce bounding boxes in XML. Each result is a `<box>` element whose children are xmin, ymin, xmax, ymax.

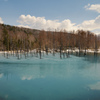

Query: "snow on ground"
<box><xmin>0</xmin><ymin>48</ymin><xmax>100</xmax><ymax>54</ymax></box>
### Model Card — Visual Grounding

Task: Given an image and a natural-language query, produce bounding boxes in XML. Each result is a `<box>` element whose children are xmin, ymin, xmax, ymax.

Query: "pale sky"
<box><xmin>0</xmin><ymin>0</ymin><xmax>100</xmax><ymax>34</ymax></box>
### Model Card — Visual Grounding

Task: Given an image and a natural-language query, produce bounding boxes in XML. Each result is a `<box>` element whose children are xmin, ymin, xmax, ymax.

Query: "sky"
<box><xmin>0</xmin><ymin>0</ymin><xmax>100</xmax><ymax>34</ymax></box>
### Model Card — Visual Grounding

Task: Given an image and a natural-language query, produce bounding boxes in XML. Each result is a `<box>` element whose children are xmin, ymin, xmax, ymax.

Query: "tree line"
<box><xmin>0</xmin><ymin>24</ymin><xmax>100</xmax><ymax>59</ymax></box>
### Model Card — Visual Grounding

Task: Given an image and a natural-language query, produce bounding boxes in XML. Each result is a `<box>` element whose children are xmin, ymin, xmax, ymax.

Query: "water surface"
<box><xmin>0</xmin><ymin>53</ymin><xmax>100</xmax><ymax>100</ymax></box>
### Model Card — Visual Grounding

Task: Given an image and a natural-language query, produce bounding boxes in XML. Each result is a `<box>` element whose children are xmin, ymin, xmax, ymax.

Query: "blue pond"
<box><xmin>0</xmin><ymin>53</ymin><xmax>100</xmax><ymax>100</ymax></box>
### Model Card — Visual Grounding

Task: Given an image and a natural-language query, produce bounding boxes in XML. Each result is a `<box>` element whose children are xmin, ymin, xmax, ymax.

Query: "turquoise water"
<box><xmin>0</xmin><ymin>53</ymin><xmax>100</xmax><ymax>100</ymax></box>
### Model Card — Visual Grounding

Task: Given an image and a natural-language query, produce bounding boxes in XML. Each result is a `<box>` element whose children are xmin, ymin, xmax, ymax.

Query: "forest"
<box><xmin>0</xmin><ymin>23</ymin><xmax>100</xmax><ymax>59</ymax></box>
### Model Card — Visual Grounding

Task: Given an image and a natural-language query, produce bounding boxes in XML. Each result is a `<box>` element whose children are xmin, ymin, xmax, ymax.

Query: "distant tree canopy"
<box><xmin>0</xmin><ymin>24</ymin><xmax>100</xmax><ymax>52</ymax></box>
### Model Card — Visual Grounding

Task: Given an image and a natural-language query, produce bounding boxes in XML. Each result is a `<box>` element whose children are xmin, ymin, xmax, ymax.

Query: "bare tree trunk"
<box><xmin>94</xmin><ymin>35</ymin><xmax>98</xmax><ymax>56</ymax></box>
<box><xmin>84</xmin><ymin>48</ymin><xmax>86</xmax><ymax>56</ymax></box>
<box><xmin>60</xmin><ymin>46</ymin><xmax>62</xmax><ymax>59</ymax></box>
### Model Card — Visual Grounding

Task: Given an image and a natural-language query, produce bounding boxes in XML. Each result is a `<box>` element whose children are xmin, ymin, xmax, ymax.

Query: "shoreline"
<box><xmin>0</xmin><ymin>49</ymin><xmax>100</xmax><ymax>54</ymax></box>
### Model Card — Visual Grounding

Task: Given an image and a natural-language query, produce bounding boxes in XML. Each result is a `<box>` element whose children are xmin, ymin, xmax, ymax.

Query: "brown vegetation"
<box><xmin>0</xmin><ymin>24</ymin><xmax>100</xmax><ymax>58</ymax></box>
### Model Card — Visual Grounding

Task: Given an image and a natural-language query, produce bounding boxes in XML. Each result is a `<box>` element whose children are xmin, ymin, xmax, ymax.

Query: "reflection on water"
<box><xmin>0</xmin><ymin>73</ymin><xmax>3</xmax><ymax>78</ymax></box>
<box><xmin>89</xmin><ymin>82</ymin><xmax>100</xmax><ymax>90</ymax></box>
<box><xmin>0</xmin><ymin>54</ymin><xmax>100</xmax><ymax>100</ymax></box>
<box><xmin>84</xmin><ymin>55</ymin><xmax>100</xmax><ymax>63</ymax></box>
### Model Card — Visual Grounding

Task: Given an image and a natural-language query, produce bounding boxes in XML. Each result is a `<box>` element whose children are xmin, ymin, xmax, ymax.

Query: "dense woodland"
<box><xmin>0</xmin><ymin>24</ymin><xmax>100</xmax><ymax>59</ymax></box>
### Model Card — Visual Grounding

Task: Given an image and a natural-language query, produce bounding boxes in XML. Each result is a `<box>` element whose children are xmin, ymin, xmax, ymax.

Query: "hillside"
<box><xmin>0</xmin><ymin>24</ymin><xmax>40</xmax><ymax>38</ymax></box>
<box><xmin>0</xmin><ymin>24</ymin><xmax>41</xmax><ymax>51</ymax></box>
<box><xmin>0</xmin><ymin>23</ymin><xmax>100</xmax><ymax>57</ymax></box>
